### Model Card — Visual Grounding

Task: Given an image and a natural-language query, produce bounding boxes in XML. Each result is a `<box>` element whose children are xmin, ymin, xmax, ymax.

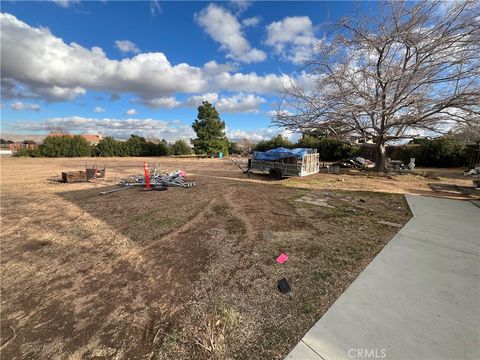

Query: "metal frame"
<box><xmin>249</xmin><ymin>153</ymin><xmax>320</xmax><ymax>177</ymax></box>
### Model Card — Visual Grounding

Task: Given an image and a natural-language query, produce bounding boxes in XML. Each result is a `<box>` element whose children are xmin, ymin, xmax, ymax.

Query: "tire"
<box><xmin>269</xmin><ymin>168</ymin><xmax>282</xmax><ymax>180</ymax></box>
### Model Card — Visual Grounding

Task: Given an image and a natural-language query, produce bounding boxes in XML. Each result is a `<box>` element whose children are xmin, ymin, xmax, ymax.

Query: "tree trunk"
<box><xmin>374</xmin><ymin>143</ymin><xmax>387</xmax><ymax>172</ymax></box>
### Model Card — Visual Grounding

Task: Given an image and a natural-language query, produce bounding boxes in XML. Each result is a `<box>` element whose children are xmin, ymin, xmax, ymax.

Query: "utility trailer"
<box><xmin>247</xmin><ymin>147</ymin><xmax>320</xmax><ymax>179</ymax></box>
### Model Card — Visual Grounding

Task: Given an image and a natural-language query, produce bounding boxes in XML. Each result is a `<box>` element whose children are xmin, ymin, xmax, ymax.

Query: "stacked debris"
<box><xmin>61</xmin><ymin>164</ymin><xmax>106</xmax><ymax>183</ymax></box>
<box><xmin>386</xmin><ymin>160</ymin><xmax>406</xmax><ymax>170</ymax></box>
<box><xmin>464</xmin><ymin>167</ymin><xmax>480</xmax><ymax>176</ymax></box>
<box><xmin>464</xmin><ymin>167</ymin><xmax>480</xmax><ymax>189</ymax></box>
<box><xmin>331</xmin><ymin>156</ymin><xmax>374</xmax><ymax>169</ymax></box>
<box><xmin>119</xmin><ymin>166</ymin><xmax>196</xmax><ymax>188</ymax></box>
<box><xmin>62</xmin><ymin>171</ymin><xmax>87</xmax><ymax>183</ymax></box>
<box><xmin>99</xmin><ymin>163</ymin><xmax>196</xmax><ymax>195</ymax></box>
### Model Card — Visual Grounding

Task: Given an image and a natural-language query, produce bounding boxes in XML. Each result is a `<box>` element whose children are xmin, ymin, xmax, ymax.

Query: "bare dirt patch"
<box><xmin>283</xmin><ymin>167</ymin><xmax>479</xmax><ymax>200</ymax></box>
<box><xmin>1</xmin><ymin>157</ymin><xmax>414</xmax><ymax>359</ymax></box>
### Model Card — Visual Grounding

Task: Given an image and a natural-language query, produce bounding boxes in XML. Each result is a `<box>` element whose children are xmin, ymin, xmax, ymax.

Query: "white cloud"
<box><xmin>195</xmin><ymin>4</ymin><xmax>266</xmax><ymax>63</ymax></box>
<box><xmin>150</xmin><ymin>0</ymin><xmax>162</xmax><ymax>16</ymax></box>
<box><xmin>115</xmin><ymin>40</ymin><xmax>140</xmax><ymax>54</ymax></box>
<box><xmin>52</xmin><ymin>0</ymin><xmax>79</xmax><ymax>8</ymax></box>
<box><xmin>0</xmin><ymin>13</ymin><xmax>300</xmax><ymax>103</ymax></box>
<box><xmin>7</xmin><ymin>116</ymin><xmax>195</xmax><ymax>142</ymax></box>
<box><xmin>265</xmin><ymin>16</ymin><xmax>320</xmax><ymax>64</ymax></box>
<box><xmin>216</xmin><ymin>93</ymin><xmax>265</xmax><ymax>113</ymax></box>
<box><xmin>227</xmin><ymin>128</ymin><xmax>265</xmax><ymax>142</ymax></box>
<box><xmin>10</xmin><ymin>101</ymin><xmax>40</xmax><ymax>111</ymax></box>
<box><xmin>202</xmin><ymin>60</ymin><xmax>238</xmax><ymax>76</ymax></box>
<box><xmin>242</xmin><ymin>16</ymin><xmax>261</xmax><ymax>27</ymax></box>
<box><xmin>142</xmin><ymin>96</ymin><xmax>180</xmax><ymax>108</ymax></box>
<box><xmin>0</xmin><ymin>13</ymin><xmax>205</xmax><ymax>101</ymax></box>
<box><xmin>142</xmin><ymin>92</ymin><xmax>264</xmax><ymax>113</ymax></box>
<box><xmin>94</xmin><ymin>106</ymin><xmax>106</xmax><ymax>113</ymax></box>
<box><xmin>215</xmin><ymin>72</ymin><xmax>294</xmax><ymax>94</ymax></box>
<box><xmin>227</xmin><ymin>127</ymin><xmax>297</xmax><ymax>142</ymax></box>
<box><xmin>125</xmin><ymin>108</ymin><xmax>137</xmax><ymax>115</ymax></box>
<box><xmin>229</xmin><ymin>0</ymin><xmax>253</xmax><ymax>14</ymax></box>
<box><xmin>183</xmin><ymin>93</ymin><xmax>220</xmax><ymax>108</ymax></box>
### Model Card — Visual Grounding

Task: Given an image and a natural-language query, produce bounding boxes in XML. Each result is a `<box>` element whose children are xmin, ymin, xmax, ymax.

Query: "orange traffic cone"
<box><xmin>143</xmin><ymin>161</ymin><xmax>151</xmax><ymax>190</ymax></box>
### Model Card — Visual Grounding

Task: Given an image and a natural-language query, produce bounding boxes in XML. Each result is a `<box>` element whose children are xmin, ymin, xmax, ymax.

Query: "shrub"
<box><xmin>317</xmin><ymin>137</ymin><xmax>360</xmax><ymax>160</ymax></box>
<box><xmin>125</xmin><ymin>134</ymin><xmax>147</xmax><ymax>156</ymax></box>
<box><xmin>253</xmin><ymin>135</ymin><xmax>294</xmax><ymax>152</ymax></box>
<box><xmin>95</xmin><ymin>137</ymin><xmax>130</xmax><ymax>157</ymax></box>
<box><xmin>297</xmin><ymin>135</ymin><xmax>321</xmax><ymax>149</ymax></box>
<box><xmin>227</xmin><ymin>141</ymin><xmax>241</xmax><ymax>155</ymax></box>
<box><xmin>296</xmin><ymin>135</ymin><xmax>360</xmax><ymax>160</ymax></box>
<box><xmin>143</xmin><ymin>141</ymin><xmax>171</xmax><ymax>156</ymax></box>
<box><xmin>393</xmin><ymin>137</ymin><xmax>471</xmax><ymax>167</ymax></box>
<box><xmin>15</xmin><ymin>148</ymin><xmax>41</xmax><ymax>157</ymax></box>
<box><xmin>172</xmin><ymin>139</ymin><xmax>193</xmax><ymax>155</ymax></box>
<box><xmin>95</xmin><ymin>135</ymin><xmax>172</xmax><ymax>157</ymax></box>
<box><xmin>40</xmin><ymin>135</ymin><xmax>92</xmax><ymax>157</ymax></box>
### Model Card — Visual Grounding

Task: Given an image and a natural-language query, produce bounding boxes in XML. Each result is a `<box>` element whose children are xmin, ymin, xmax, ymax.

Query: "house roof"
<box><xmin>82</xmin><ymin>134</ymin><xmax>102</xmax><ymax>142</ymax></box>
<box><xmin>47</xmin><ymin>133</ymin><xmax>102</xmax><ymax>142</ymax></box>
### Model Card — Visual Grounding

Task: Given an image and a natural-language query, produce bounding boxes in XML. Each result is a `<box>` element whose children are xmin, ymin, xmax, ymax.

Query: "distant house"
<box><xmin>81</xmin><ymin>134</ymin><xmax>103</xmax><ymax>145</ymax></box>
<box><xmin>48</xmin><ymin>133</ymin><xmax>103</xmax><ymax>145</ymax></box>
<box><xmin>8</xmin><ymin>140</ymin><xmax>38</xmax><ymax>152</ymax></box>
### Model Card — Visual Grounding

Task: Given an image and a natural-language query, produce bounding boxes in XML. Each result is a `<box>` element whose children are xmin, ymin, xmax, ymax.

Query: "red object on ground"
<box><xmin>276</xmin><ymin>253</ymin><xmax>288</xmax><ymax>264</ymax></box>
<box><xmin>144</xmin><ymin>161</ymin><xmax>151</xmax><ymax>190</ymax></box>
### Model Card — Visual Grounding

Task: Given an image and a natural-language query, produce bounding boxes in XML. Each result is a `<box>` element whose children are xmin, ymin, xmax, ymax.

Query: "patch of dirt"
<box><xmin>0</xmin><ymin>157</ymin><xmax>414</xmax><ymax>359</ymax></box>
<box><xmin>283</xmin><ymin>167</ymin><xmax>479</xmax><ymax>200</ymax></box>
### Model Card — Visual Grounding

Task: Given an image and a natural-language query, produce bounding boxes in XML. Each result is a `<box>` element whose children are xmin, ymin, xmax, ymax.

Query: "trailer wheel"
<box><xmin>269</xmin><ymin>168</ymin><xmax>282</xmax><ymax>179</ymax></box>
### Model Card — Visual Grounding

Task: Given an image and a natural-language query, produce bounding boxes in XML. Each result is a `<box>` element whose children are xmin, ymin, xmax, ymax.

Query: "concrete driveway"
<box><xmin>287</xmin><ymin>195</ymin><xmax>480</xmax><ymax>360</ymax></box>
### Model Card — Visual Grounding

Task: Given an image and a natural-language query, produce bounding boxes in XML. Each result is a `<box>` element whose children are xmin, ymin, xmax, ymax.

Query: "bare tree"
<box><xmin>237</xmin><ymin>138</ymin><xmax>254</xmax><ymax>156</ymax></box>
<box><xmin>275</xmin><ymin>0</ymin><xmax>480</xmax><ymax>171</ymax></box>
<box><xmin>48</xmin><ymin>124</ymin><xmax>69</xmax><ymax>135</ymax></box>
<box><xmin>452</xmin><ymin>123</ymin><xmax>480</xmax><ymax>144</ymax></box>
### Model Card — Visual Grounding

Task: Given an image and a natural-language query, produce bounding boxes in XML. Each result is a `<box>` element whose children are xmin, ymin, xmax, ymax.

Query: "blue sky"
<box><xmin>0</xmin><ymin>0</ymin><xmax>365</xmax><ymax>142</ymax></box>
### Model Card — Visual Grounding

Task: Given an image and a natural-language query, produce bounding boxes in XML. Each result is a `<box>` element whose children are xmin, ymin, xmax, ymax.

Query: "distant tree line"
<box><xmin>390</xmin><ymin>137</ymin><xmax>476</xmax><ymax>168</ymax></box>
<box><xmin>251</xmin><ymin>134</ymin><xmax>476</xmax><ymax>168</ymax></box>
<box><xmin>14</xmin><ymin>132</ymin><xmax>477</xmax><ymax>167</ymax></box>
<box><xmin>15</xmin><ymin>135</ymin><xmax>194</xmax><ymax>158</ymax></box>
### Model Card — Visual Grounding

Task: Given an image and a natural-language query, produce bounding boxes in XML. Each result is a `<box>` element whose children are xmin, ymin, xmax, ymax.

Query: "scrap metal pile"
<box><xmin>464</xmin><ymin>167</ymin><xmax>480</xmax><ymax>189</ymax></box>
<box><xmin>331</xmin><ymin>157</ymin><xmax>375</xmax><ymax>169</ymax></box>
<box><xmin>99</xmin><ymin>163</ymin><xmax>195</xmax><ymax>195</ymax></box>
<box><xmin>464</xmin><ymin>167</ymin><xmax>480</xmax><ymax>177</ymax></box>
<box><xmin>119</xmin><ymin>166</ymin><xmax>196</xmax><ymax>188</ymax></box>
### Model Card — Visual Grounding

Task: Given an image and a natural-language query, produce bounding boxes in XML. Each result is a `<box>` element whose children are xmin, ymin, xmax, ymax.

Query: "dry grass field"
<box><xmin>0</xmin><ymin>157</ymin><xmax>475</xmax><ymax>359</ymax></box>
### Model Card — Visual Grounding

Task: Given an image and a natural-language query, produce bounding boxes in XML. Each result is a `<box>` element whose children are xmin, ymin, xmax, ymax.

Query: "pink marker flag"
<box><xmin>276</xmin><ymin>253</ymin><xmax>288</xmax><ymax>264</ymax></box>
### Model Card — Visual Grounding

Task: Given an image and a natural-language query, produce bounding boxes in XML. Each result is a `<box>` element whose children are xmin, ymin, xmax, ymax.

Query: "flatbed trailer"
<box><xmin>248</xmin><ymin>150</ymin><xmax>319</xmax><ymax>178</ymax></box>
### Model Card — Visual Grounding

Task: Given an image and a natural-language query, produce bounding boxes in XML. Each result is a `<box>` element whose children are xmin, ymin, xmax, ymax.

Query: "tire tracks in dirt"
<box><xmin>142</xmin><ymin>196</ymin><xmax>218</xmax><ymax>250</ymax></box>
<box><xmin>223</xmin><ymin>188</ymin><xmax>257</xmax><ymax>244</ymax></box>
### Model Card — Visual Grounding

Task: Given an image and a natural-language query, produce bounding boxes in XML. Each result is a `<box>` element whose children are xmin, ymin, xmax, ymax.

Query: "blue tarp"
<box><xmin>253</xmin><ymin>147</ymin><xmax>314</xmax><ymax>161</ymax></box>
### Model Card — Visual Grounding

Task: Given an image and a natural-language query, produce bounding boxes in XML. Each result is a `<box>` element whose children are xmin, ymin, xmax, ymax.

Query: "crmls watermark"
<box><xmin>347</xmin><ymin>348</ymin><xmax>387</xmax><ymax>359</ymax></box>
